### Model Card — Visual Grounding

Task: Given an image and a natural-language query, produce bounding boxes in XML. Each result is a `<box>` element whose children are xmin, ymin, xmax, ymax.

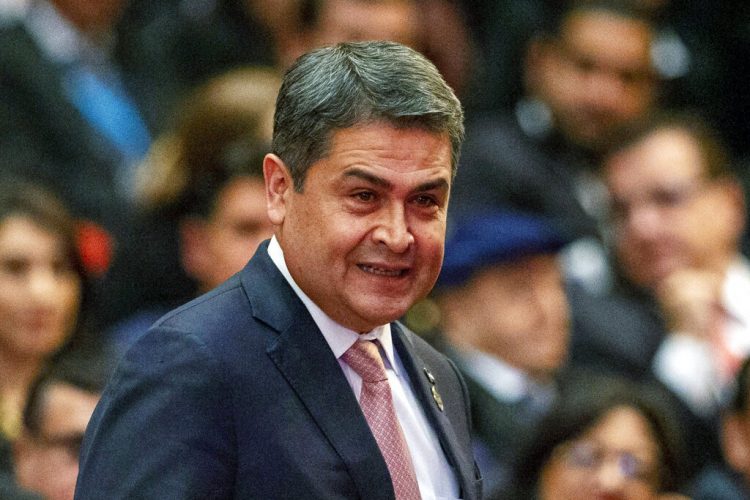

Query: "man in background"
<box><xmin>451</xmin><ymin>0</ymin><xmax>661</xmax><ymax>292</ymax></box>
<box><xmin>602</xmin><ymin>111</ymin><xmax>748</xmax><ymax>474</ymax></box>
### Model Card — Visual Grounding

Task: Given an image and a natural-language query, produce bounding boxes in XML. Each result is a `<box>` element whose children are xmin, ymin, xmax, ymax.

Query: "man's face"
<box><xmin>451</xmin><ymin>255</ymin><xmax>570</xmax><ymax>380</ymax></box>
<box><xmin>529</xmin><ymin>9</ymin><xmax>657</xmax><ymax>153</ymax></box>
<box><xmin>605</xmin><ymin>128</ymin><xmax>744</xmax><ymax>290</ymax></box>
<box><xmin>0</xmin><ymin>217</ymin><xmax>81</xmax><ymax>359</ymax></box>
<box><xmin>15</xmin><ymin>383</ymin><xmax>100</xmax><ymax>500</ymax></box>
<box><xmin>182</xmin><ymin>177</ymin><xmax>274</xmax><ymax>292</ymax></box>
<box><xmin>313</xmin><ymin>0</ymin><xmax>421</xmax><ymax>50</ymax></box>
<box><xmin>266</xmin><ymin>123</ymin><xmax>452</xmax><ymax>332</ymax></box>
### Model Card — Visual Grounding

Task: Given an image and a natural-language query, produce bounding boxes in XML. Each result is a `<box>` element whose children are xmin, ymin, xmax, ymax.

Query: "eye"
<box><xmin>353</xmin><ymin>191</ymin><xmax>376</xmax><ymax>202</ymax></box>
<box><xmin>0</xmin><ymin>257</ymin><xmax>29</xmax><ymax>277</ymax></box>
<box><xmin>412</xmin><ymin>194</ymin><xmax>438</xmax><ymax>208</ymax></box>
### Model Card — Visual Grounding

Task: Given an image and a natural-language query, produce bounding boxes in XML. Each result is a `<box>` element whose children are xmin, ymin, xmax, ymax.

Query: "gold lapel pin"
<box><xmin>423</xmin><ymin>368</ymin><xmax>444</xmax><ymax>412</ymax></box>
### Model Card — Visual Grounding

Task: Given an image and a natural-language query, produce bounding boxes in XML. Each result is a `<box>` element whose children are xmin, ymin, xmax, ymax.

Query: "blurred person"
<box><xmin>424</xmin><ymin>208</ymin><xmax>666</xmax><ymax>497</ymax></box>
<box><xmin>512</xmin><ymin>377</ymin><xmax>688</xmax><ymax>500</ymax></box>
<box><xmin>115</xmin><ymin>0</ymin><xmax>278</xmax><ymax>120</ymax></box>
<box><xmin>0</xmin><ymin>0</ymin><xmax>154</xmax><ymax>240</ymax></box>
<box><xmin>75</xmin><ymin>41</ymin><xmax>480</xmax><ymax>499</ymax></box>
<box><xmin>429</xmin><ymin>210</ymin><xmax>572</xmax><ymax>497</ymax></box>
<box><xmin>276</xmin><ymin>0</ymin><xmax>475</xmax><ymax>97</ymax></box>
<box><xmin>0</xmin><ymin>179</ymin><xmax>92</xmax><ymax>443</ymax></box>
<box><xmin>691</xmin><ymin>356</ymin><xmax>750</xmax><ymax>499</ymax></box>
<box><xmin>298</xmin><ymin>0</ymin><xmax>421</xmax><ymax>53</ymax></box>
<box><xmin>14</xmin><ymin>343</ymin><xmax>112</xmax><ymax>500</ymax></box>
<box><xmin>450</xmin><ymin>0</ymin><xmax>661</xmax><ymax>293</ymax></box>
<box><xmin>603</xmin><ymin>112</ymin><xmax>747</xmax><ymax>419</ymax></box>
<box><xmin>98</xmin><ymin>67</ymin><xmax>280</xmax><ymax>328</ymax></box>
<box><xmin>117</xmin><ymin>0</ymin><xmax>475</xmax><ymax>114</ymax></box>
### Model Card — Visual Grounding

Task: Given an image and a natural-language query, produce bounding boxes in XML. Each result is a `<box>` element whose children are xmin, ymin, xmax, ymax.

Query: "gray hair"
<box><xmin>272</xmin><ymin>40</ymin><xmax>464</xmax><ymax>191</ymax></box>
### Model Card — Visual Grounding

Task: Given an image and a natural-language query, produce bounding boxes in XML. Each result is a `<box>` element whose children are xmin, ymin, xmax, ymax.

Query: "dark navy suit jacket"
<box><xmin>75</xmin><ymin>242</ymin><xmax>481</xmax><ymax>499</ymax></box>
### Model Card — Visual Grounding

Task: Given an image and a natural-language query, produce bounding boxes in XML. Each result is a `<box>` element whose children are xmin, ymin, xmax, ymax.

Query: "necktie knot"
<box><xmin>342</xmin><ymin>340</ymin><xmax>388</xmax><ymax>383</ymax></box>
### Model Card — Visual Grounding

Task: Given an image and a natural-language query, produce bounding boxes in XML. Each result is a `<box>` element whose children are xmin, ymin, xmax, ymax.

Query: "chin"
<box><xmin>357</xmin><ymin>305</ymin><xmax>410</xmax><ymax>329</ymax></box>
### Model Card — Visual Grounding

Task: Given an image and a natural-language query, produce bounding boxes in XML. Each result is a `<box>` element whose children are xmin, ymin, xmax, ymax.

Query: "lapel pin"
<box><xmin>431</xmin><ymin>385</ymin><xmax>444</xmax><ymax>412</ymax></box>
<box><xmin>423</xmin><ymin>367</ymin><xmax>444</xmax><ymax>412</ymax></box>
<box><xmin>423</xmin><ymin>367</ymin><xmax>436</xmax><ymax>385</ymax></box>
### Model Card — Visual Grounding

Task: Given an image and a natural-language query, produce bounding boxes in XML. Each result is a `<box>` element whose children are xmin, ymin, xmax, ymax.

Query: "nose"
<box><xmin>27</xmin><ymin>267</ymin><xmax>58</xmax><ymax>304</ymax></box>
<box><xmin>371</xmin><ymin>204</ymin><xmax>414</xmax><ymax>253</ymax></box>
<box><xmin>622</xmin><ymin>203</ymin><xmax>662</xmax><ymax>241</ymax></box>
<box><xmin>583</xmin><ymin>71</ymin><xmax>625</xmax><ymax>114</ymax></box>
<box><xmin>594</xmin><ymin>459</ymin><xmax>628</xmax><ymax>493</ymax></box>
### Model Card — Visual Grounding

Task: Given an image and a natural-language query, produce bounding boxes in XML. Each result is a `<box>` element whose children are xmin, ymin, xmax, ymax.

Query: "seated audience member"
<box><xmin>691</xmin><ymin>357</ymin><xmax>750</xmax><ymax>499</ymax></box>
<box><xmin>0</xmin><ymin>0</ymin><xmax>152</xmax><ymax>240</ymax></box>
<box><xmin>450</xmin><ymin>0</ymin><xmax>661</xmax><ymax>292</ymax></box>
<box><xmin>14</xmin><ymin>344</ymin><xmax>112</xmax><ymax>500</ymax></box>
<box><xmin>0</xmin><ymin>179</ymin><xmax>93</xmax><ymax>442</ymax></box>
<box><xmin>602</xmin><ymin>112</ymin><xmax>748</xmax><ymax>420</ymax></box>
<box><xmin>99</xmin><ymin>67</ymin><xmax>280</xmax><ymax>329</ymax></box>
<box><xmin>429</xmin><ymin>210</ymin><xmax>572</xmax><ymax>497</ymax></box>
<box><xmin>290</xmin><ymin>0</ymin><xmax>475</xmax><ymax>97</ymax></box>
<box><xmin>115</xmin><ymin>0</ymin><xmax>278</xmax><ymax>118</ymax></box>
<box><xmin>512</xmin><ymin>378</ymin><xmax>689</xmax><ymax>500</ymax></box>
<box><xmin>423</xmin><ymin>209</ymin><xmax>663</xmax><ymax>496</ymax></box>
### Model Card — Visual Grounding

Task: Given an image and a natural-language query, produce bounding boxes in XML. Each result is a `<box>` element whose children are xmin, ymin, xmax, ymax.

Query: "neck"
<box><xmin>0</xmin><ymin>348</ymin><xmax>46</xmax><ymax>403</ymax></box>
<box><xmin>0</xmin><ymin>348</ymin><xmax>46</xmax><ymax>437</ymax></box>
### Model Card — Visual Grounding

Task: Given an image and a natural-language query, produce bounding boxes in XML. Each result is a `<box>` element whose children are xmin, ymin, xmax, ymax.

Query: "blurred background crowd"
<box><xmin>1</xmin><ymin>0</ymin><xmax>750</xmax><ymax>498</ymax></box>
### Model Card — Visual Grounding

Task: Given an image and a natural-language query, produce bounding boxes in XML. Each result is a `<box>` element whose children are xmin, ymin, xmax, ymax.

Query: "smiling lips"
<box><xmin>358</xmin><ymin>263</ymin><xmax>409</xmax><ymax>277</ymax></box>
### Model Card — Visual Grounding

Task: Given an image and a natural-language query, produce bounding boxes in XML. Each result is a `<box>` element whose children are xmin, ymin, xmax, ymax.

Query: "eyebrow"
<box><xmin>343</xmin><ymin>167</ymin><xmax>450</xmax><ymax>192</ymax></box>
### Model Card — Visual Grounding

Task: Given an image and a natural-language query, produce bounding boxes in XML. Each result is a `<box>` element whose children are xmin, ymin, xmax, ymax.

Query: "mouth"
<box><xmin>358</xmin><ymin>264</ymin><xmax>409</xmax><ymax>278</ymax></box>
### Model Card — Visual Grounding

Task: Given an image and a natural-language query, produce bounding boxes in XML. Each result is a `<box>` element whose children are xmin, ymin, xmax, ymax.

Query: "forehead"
<box><xmin>584</xmin><ymin>406</ymin><xmax>659</xmax><ymax>455</ymax></box>
<box><xmin>606</xmin><ymin>128</ymin><xmax>705</xmax><ymax>191</ymax></box>
<box><xmin>323</xmin><ymin>123</ymin><xmax>453</xmax><ymax>175</ymax></box>
<box><xmin>481</xmin><ymin>254</ymin><xmax>560</xmax><ymax>280</ymax></box>
<box><xmin>0</xmin><ymin>216</ymin><xmax>64</xmax><ymax>255</ymax></box>
<box><xmin>560</xmin><ymin>9</ymin><xmax>653</xmax><ymax>72</ymax></box>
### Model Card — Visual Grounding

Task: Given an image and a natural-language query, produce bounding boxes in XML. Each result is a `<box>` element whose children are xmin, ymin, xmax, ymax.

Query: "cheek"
<box><xmin>540</xmin><ymin>460</ymin><xmax>580</xmax><ymax>499</ymax></box>
<box><xmin>58</xmin><ymin>281</ymin><xmax>82</xmax><ymax>325</ymax></box>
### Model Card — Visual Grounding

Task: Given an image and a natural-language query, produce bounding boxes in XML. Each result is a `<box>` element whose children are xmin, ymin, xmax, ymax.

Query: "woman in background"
<box><xmin>0</xmin><ymin>179</ymin><xmax>91</xmax><ymax>441</ymax></box>
<box><xmin>511</xmin><ymin>377</ymin><xmax>690</xmax><ymax>500</ymax></box>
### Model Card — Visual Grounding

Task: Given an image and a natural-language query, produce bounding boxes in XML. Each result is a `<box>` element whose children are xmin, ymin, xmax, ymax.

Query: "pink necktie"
<box><xmin>342</xmin><ymin>340</ymin><xmax>422</xmax><ymax>500</ymax></box>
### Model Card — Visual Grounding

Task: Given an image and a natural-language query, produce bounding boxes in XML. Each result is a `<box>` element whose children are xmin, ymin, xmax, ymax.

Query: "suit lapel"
<box><xmin>241</xmin><ymin>244</ymin><xmax>394</xmax><ymax>500</ymax></box>
<box><xmin>392</xmin><ymin>325</ymin><xmax>477</xmax><ymax>499</ymax></box>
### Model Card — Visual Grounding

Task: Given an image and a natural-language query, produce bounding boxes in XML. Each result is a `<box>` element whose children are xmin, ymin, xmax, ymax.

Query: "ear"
<box><xmin>264</xmin><ymin>153</ymin><xmax>293</xmax><ymax>226</ymax></box>
<box><xmin>179</xmin><ymin>217</ymin><xmax>210</xmax><ymax>283</ymax></box>
<box><xmin>722</xmin><ymin>413</ymin><xmax>750</xmax><ymax>474</ymax></box>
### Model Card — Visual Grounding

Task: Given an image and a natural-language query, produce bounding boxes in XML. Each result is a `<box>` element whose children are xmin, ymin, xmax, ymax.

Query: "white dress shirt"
<box><xmin>268</xmin><ymin>237</ymin><xmax>459</xmax><ymax>499</ymax></box>
<box><xmin>456</xmin><ymin>348</ymin><xmax>555</xmax><ymax>413</ymax></box>
<box><xmin>653</xmin><ymin>257</ymin><xmax>750</xmax><ymax>415</ymax></box>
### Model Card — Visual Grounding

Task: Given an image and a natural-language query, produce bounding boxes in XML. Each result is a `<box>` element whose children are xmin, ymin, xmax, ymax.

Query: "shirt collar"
<box><xmin>723</xmin><ymin>256</ymin><xmax>750</xmax><ymax>327</ymax></box>
<box><xmin>457</xmin><ymin>347</ymin><xmax>544</xmax><ymax>404</ymax></box>
<box><xmin>267</xmin><ymin>236</ymin><xmax>399</xmax><ymax>373</ymax></box>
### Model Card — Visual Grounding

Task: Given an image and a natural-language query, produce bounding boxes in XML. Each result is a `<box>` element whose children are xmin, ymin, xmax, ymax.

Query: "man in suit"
<box><xmin>429</xmin><ymin>210</ymin><xmax>573</xmax><ymax>498</ymax></box>
<box><xmin>75</xmin><ymin>41</ymin><xmax>480</xmax><ymax>499</ymax></box>
<box><xmin>601</xmin><ymin>111</ymin><xmax>747</xmax><ymax>475</ymax></box>
<box><xmin>450</xmin><ymin>0</ymin><xmax>661</xmax><ymax>293</ymax></box>
<box><xmin>0</xmin><ymin>0</ymin><xmax>149</xmax><ymax>242</ymax></box>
